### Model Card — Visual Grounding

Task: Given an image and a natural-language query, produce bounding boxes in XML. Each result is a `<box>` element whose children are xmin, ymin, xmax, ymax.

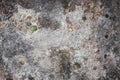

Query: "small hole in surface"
<box><xmin>117</xmin><ymin>2</ymin><xmax>119</xmax><ymax>5</ymax></box>
<box><xmin>104</xmin><ymin>54</ymin><xmax>107</xmax><ymax>59</ymax></box>
<box><xmin>105</xmin><ymin>34</ymin><xmax>108</xmax><ymax>39</ymax></box>
<box><xmin>105</xmin><ymin>14</ymin><xmax>109</xmax><ymax>18</ymax></box>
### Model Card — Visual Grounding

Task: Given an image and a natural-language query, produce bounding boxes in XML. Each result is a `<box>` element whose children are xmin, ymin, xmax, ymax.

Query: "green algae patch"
<box><xmin>31</xmin><ymin>25</ymin><xmax>38</xmax><ymax>31</ymax></box>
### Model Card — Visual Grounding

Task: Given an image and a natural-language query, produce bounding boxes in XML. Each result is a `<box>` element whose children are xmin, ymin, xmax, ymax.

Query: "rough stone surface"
<box><xmin>0</xmin><ymin>0</ymin><xmax>120</xmax><ymax>80</ymax></box>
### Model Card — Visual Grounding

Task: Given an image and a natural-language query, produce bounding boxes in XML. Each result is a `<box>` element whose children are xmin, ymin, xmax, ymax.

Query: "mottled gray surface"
<box><xmin>97</xmin><ymin>0</ymin><xmax>120</xmax><ymax>79</ymax></box>
<box><xmin>0</xmin><ymin>0</ymin><xmax>120</xmax><ymax>80</ymax></box>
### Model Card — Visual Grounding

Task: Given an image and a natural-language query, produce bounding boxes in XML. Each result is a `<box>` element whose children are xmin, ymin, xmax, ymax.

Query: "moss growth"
<box><xmin>92</xmin><ymin>6</ymin><xmax>97</xmax><ymax>11</ymax></box>
<box><xmin>31</xmin><ymin>25</ymin><xmax>38</xmax><ymax>31</ymax></box>
<box><xmin>83</xmin><ymin>57</ymin><xmax>88</xmax><ymax>61</ymax></box>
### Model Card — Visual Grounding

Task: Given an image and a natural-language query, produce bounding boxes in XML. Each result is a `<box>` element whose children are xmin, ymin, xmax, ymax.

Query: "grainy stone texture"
<box><xmin>0</xmin><ymin>0</ymin><xmax>120</xmax><ymax>80</ymax></box>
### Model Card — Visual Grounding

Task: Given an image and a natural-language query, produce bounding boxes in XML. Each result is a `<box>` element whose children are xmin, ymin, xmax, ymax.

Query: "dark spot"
<box><xmin>100</xmin><ymin>4</ymin><xmax>103</xmax><ymax>9</ymax></box>
<box><xmin>82</xmin><ymin>16</ymin><xmax>87</xmax><ymax>21</ymax></box>
<box><xmin>60</xmin><ymin>0</ymin><xmax>70</xmax><ymax>9</ymax></box>
<box><xmin>98</xmin><ymin>76</ymin><xmax>105</xmax><ymax>80</ymax></box>
<box><xmin>105</xmin><ymin>34</ymin><xmax>108</xmax><ymax>39</ymax></box>
<box><xmin>38</xmin><ymin>16</ymin><xmax>60</xmax><ymax>30</ymax></box>
<box><xmin>117</xmin><ymin>2</ymin><xmax>120</xmax><ymax>5</ymax></box>
<box><xmin>110</xmin><ymin>16</ymin><xmax>116</xmax><ymax>21</ymax></box>
<box><xmin>6</xmin><ymin>78</ymin><xmax>13</xmax><ymax>80</ymax></box>
<box><xmin>61</xmin><ymin>0</ymin><xmax>81</xmax><ymax>11</ymax></box>
<box><xmin>105</xmin><ymin>14</ymin><xmax>109</xmax><ymax>18</ymax></box>
<box><xmin>26</xmin><ymin>22</ymin><xmax>32</xmax><ymax>26</ymax></box>
<box><xmin>74</xmin><ymin>62</ymin><xmax>81</xmax><ymax>69</ymax></box>
<box><xmin>5</xmin><ymin>72</ymin><xmax>13</xmax><ymax>80</ymax></box>
<box><xmin>113</xmin><ymin>46</ymin><xmax>120</xmax><ymax>56</ymax></box>
<box><xmin>103</xmin><ymin>65</ymin><xmax>107</xmax><ymax>69</ymax></box>
<box><xmin>71</xmin><ymin>62</ymin><xmax>81</xmax><ymax>71</ymax></box>
<box><xmin>49</xmin><ymin>74</ymin><xmax>55</xmax><ymax>80</ymax></box>
<box><xmin>80</xmin><ymin>73</ymin><xmax>89</xmax><ymax>80</ymax></box>
<box><xmin>104</xmin><ymin>54</ymin><xmax>107</xmax><ymax>59</ymax></box>
<box><xmin>28</xmin><ymin>75</ymin><xmax>35</xmax><ymax>80</ymax></box>
<box><xmin>93</xmin><ymin>66</ymin><xmax>97</xmax><ymax>70</ymax></box>
<box><xmin>97</xmin><ymin>49</ymin><xmax>100</xmax><ymax>53</ymax></box>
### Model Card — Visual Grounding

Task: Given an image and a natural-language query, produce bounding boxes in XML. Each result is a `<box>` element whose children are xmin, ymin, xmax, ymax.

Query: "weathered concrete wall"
<box><xmin>0</xmin><ymin>0</ymin><xmax>120</xmax><ymax>80</ymax></box>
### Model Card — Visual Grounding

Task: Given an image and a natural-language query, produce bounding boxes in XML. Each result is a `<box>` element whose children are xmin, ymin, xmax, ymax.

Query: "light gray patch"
<box><xmin>0</xmin><ymin>23</ymin><xmax>33</xmax><ymax>58</ymax></box>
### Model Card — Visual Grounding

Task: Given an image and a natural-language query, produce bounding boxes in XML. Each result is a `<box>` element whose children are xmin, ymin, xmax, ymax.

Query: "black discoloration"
<box><xmin>105</xmin><ymin>14</ymin><xmax>109</xmax><ymax>18</ymax></box>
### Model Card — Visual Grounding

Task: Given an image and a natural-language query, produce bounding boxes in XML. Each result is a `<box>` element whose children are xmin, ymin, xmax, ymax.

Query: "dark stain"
<box><xmin>38</xmin><ymin>16</ymin><xmax>60</xmax><ymax>30</ymax></box>
<box><xmin>49</xmin><ymin>48</ymin><xmax>71</xmax><ymax>80</ymax></box>
<box><xmin>59</xmin><ymin>49</ymin><xmax>71</xmax><ymax>80</ymax></box>
<box><xmin>93</xmin><ymin>66</ymin><xmax>97</xmax><ymax>70</ymax></box>
<box><xmin>49</xmin><ymin>74</ymin><xmax>55</xmax><ymax>80</ymax></box>
<box><xmin>82</xmin><ymin>16</ymin><xmax>87</xmax><ymax>21</ymax></box>
<box><xmin>61</xmin><ymin>0</ymin><xmax>81</xmax><ymax>12</ymax></box>
<box><xmin>104</xmin><ymin>34</ymin><xmax>108</xmax><ymax>39</ymax></box>
<box><xmin>74</xmin><ymin>63</ymin><xmax>81</xmax><ymax>69</ymax></box>
<box><xmin>113</xmin><ymin>46</ymin><xmax>120</xmax><ymax>56</ymax></box>
<box><xmin>0</xmin><ymin>0</ymin><xmax>17</xmax><ymax>21</ymax></box>
<box><xmin>60</xmin><ymin>0</ymin><xmax>70</xmax><ymax>9</ymax></box>
<box><xmin>105</xmin><ymin>14</ymin><xmax>109</xmax><ymax>18</ymax></box>
<box><xmin>104</xmin><ymin>54</ymin><xmax>107</xmax><ymax>59</ymax></box>
<box><xmin>28</xmin><ymin>75</ymin><xmax>35</xmax><ymax>80</ymax></box>
<box><xmin>6</xmin><ymin>78</ymin><xmax>13</xmax><ymax>80</ymax></box>
<box><xmin>5</xmin><ymin>72</ymin><xmax>14</xmax><ymax>80</ymax></box>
